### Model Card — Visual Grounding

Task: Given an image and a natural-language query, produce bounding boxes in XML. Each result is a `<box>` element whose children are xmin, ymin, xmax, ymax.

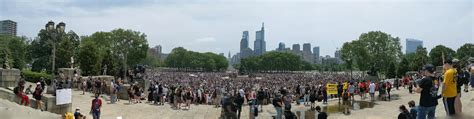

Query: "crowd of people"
<box><xmin>138</xmin><ymin>69</ymin><xmax>408</xmax><ymax>119</ymax></box>
<box><xmin>8</xmin><ymin>57</ymin><xmax>472</xmax><ymax>119</ymax></box>
<box><xmin>397</xmin><ymin>59</ymin><xmax>474</xmax><ymax>119</ymax></box>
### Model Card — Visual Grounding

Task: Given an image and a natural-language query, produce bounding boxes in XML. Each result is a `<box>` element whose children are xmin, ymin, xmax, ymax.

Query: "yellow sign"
<box><xmin>326</xmin><ymin>83</ymin><xmax>337</xmax><ymax>94</ymax></box>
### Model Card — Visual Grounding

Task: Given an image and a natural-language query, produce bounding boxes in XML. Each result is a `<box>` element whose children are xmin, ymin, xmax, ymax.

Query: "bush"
<box><xmin>21</xmin><ymin>70</ymin><xmax>52</xmax><ymax>85</ymax></box>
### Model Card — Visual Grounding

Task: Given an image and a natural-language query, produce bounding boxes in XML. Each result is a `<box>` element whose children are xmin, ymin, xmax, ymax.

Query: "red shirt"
<box><xmin>91</xmin><ymin>98</ymin><xmax>102</xmax><ymax>112</ymax></box>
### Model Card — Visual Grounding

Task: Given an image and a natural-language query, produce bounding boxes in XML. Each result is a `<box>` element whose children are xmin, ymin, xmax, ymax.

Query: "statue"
<box><xmin>2</xmin><ymin>55</ymin><xmax>10</xmax><ymax>69</ymax></box>
<box><xmin>70</xmin><ymin>56</ymin><xmax>74</xmax><ymax>68</ymax></box>
<box><xmin>103</xmin><ymin>64</ymin><xmax>107</xmax><ymax>75</ymax></box>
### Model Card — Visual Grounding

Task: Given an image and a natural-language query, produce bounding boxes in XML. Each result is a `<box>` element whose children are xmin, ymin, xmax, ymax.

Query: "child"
<box><xmin>25</xmin><ymin>85</ymin><xmax>33</xmax><ymax>95</ymax></box>
<box><xmin>408</xmin><ymin>100</ymin><xmax>417</xmax><ymax>119</ymax></box>
<box><xmin>316</xmin><ymin>106</ymin><xmax>328</xmax><ymax>119</ymax></box>
<box><xmin>398</xmin><ymin>105</ymin><xmax>411</xmax><ymax>119</ymax></box>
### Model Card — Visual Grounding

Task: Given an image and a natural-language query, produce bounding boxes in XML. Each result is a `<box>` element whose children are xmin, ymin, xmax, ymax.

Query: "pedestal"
<box><xmin>0</xmin><ymin>69</ymin><xmax>20</xmax><ymax>88</ymax></box>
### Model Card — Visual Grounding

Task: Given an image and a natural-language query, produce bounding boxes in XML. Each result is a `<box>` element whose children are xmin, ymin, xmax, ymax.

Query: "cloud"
<box><xmin>195</xmin><ymin>37</ymin><xmax>216</xmax><ymax>42</ymax></box>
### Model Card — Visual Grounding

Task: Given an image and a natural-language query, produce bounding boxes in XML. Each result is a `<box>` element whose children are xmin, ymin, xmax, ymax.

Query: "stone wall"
<box><xmin>0</xmin><ymin>69</ymin><xmax>20</xmax><ymax>88</ymax></box>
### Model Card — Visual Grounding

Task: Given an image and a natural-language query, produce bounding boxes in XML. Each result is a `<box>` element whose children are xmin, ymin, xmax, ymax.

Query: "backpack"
<box><xmin>13</xmin><ymin>87</ymin><xmax>19</xmax><ymax>95</ymax></box>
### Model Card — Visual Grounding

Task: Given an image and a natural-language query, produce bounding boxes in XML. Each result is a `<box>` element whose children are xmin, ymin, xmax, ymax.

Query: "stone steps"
<box><xmin>0</xmin><ymin>98</ymin><xmax>61</xmax><ymax>119</ymax></box>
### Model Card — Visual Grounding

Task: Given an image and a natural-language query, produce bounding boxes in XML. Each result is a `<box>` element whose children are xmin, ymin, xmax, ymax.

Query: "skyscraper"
<box><xmin>335</xmin><ymin>49</ymin><xmax>342</xmax><ymax>64</ymax></box>
<box><xmin>313</xmin><ymin>46</ymin><xmax>320</xmax><ymax>64</ymax></box>
<box><xmin>240</xmin><ymin>31</ymin><xmax>249</xmax><ymax>51</ymax></box>
<box><xmin>254</xmin><ymin>23</ymin><xmax>266</xmax><ymax>56</ymax></box>
<box><xmin>292</xmin><ymin>44</ymin><xmax>301</xmax><ymax>52</ymax></box>
<box><xmin>406</xmin><ymin>38</ymin><xmax>423</xmax><ymax>54</ymax></box>
<box><xmin>240</xmin><ymin>31</ymin><xmax>253</xmax><ymax>58</ymax></box>
<box><xmin>302</xmin><ymin>43</ymin><xmax>311</xmax><ymax>53</ymax></box>
<box><xmin>277</xmin><ymin>42</ymin><xmax>286</xmax><ymax>51</ymax></box>
<box><xmin>154</xmin><ymin>45</ymin><xmax>162</xmax><ymax>55</ymax></box>
<box><xmin>302</xmin><ymin>43</ymin><xmax>313</xmax><ymax>63</ymax></box>
<box><xmin>313</xmin><ymin>47</ymin><xmax>320</xmax><ymax>58</ymax></box>
<box><xmin>0</xmin><ymin>20</ymin><xmax>17</xmax><ymax>36</ymax></box>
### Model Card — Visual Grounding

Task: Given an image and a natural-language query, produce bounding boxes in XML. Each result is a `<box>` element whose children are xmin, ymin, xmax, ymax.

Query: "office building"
<box><xmin>254</xmin><ymin>23</ymin><xmax>266</xmax><ymax>56</ymax></box>
<box><xmin>240</xmin><ymin>31</ymin><xmax>253</xmax><ymax>58</ymax></box>
<box><xmin>0</xmin><ymin>20</ymin><xmax>17</xmax><ymax>36</ymax></box>
<box><xmin>302</xmin><ymin>43</ymin><xmax>311</xmax><ymax>53</ymax></box>
<box><xmin>313</xmin><ymin>46</ymin><xmax>320</xmax><ymax>64</ymax></box>
<box><xmin>292</xmin><ymin>44</ymin><xmax>301</xmax><ymax>52</ymax></box>
<box><xmin>406</xmin><ymin>38</ymin><xmax>423</xmax><ymax>54</ymax></box>
<box><xmin>277</xmin><ymin>42</ymin><xmax>286</xmax><ymax>51</ymax></box>
<box><xmin>154</xmin><ymin>45</ymin><xmax>162</xmax><ymax>55</ymax></box>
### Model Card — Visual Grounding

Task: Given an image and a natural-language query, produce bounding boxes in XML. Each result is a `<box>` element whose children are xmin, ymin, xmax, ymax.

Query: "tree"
<box><xmin>78</xmin><ymin>39</ymin><xmax>101</xmax><ymax>76</ymax></box>
<box><xmin>56</xmin><ymin>31</ymin><xmax>80</xmax><ymax>69</ymax></box>
<box><xmin>31</xmin><ymin>28</ymin><xmax>79</xmax><ymax>73</ymax></box>
<box><xmin>77</xmin><ymin>29</ymin><xmax>149</xmax><ymax>77</ymax></box>
<box><xmin>341</xmin><ymin>31</ymin><xmax>402</xmax><ymax>77</ymax></box>
<box><xmin>429</xmin><ymin>45</ymin><xmax>455</xmax><ymax>66</ymax></box>
<box><xmin>411</xmin><ymin>46</ymin><xmax>429</xmax><ymax>70</ymax></box>
<box><xmin>386</xmin><ymin>61</ymin><xmax>397</xmax><ymax>78</ymax></box>
<box><xmin>456</xmin><ymin>43</ymin><xmax>474</xmax><ymax>67</ymax></box>
<box><xmin>165</xmin><ymin>47</ymin><xmax>228</xmax><ymax>71</ymax></box>
<box><xmin>0</xmin><ymin>35</ymin><xmax>29</xmax><ymax>69</ymax></box>
<box><xmin>397</xmin><ymin>56</ymin><xmax>410</xmax><ymax>77</ymax></box>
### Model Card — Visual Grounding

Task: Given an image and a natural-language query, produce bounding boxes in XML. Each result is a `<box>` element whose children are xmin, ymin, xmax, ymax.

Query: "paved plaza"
<box><xmin>71</xmin><ymin>87</ymin><xmax>474</xmax><ymax>119</ymax></box>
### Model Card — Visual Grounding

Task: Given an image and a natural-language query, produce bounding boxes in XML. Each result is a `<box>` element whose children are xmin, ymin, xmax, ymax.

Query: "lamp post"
<box><xmin>45</xmin><ymin>21</ymin><xmax>65</xmax><ymax>80</ymax></box>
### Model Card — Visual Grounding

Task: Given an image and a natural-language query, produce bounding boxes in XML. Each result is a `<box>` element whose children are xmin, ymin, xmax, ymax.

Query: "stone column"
<box><xmin>0</xmin><ymin>69</ymin><xmax>20</xmax><ymax>88</ymax></box>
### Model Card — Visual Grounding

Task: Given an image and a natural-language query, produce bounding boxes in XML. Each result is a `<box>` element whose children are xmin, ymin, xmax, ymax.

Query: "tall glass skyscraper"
<box><xmin>254</xmin><ymin>23</ymin><xmax>266</xmax><ymax>56</ymax></box>
<box><xmin>406</xmin><ymin>38</ymin><xmax>423</xmax><ymax>54</ymax></box>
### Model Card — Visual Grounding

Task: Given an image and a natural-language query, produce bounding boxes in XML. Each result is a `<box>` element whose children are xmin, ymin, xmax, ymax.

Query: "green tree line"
<box><xmin>165</xmin><ymin>47</ymin><xmax>228</xmax><ymax>71</ymax></box>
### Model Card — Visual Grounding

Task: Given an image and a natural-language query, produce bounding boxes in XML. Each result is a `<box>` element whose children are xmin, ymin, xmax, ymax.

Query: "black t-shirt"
<box><xmin>398</xmin><ymin>112</ymin><xmax>411</xmax><ymax>119</ymax></box>
<box><xmin>419</xmin><ymin>76</ymin><xmax>438</xmax><ymax>107</ymax></box>
<box><xmin>273</xmin><ymin>97</ymin><xmax>282</xmax><ymax>107</ymax></box>
<box><xmin>318</xmin><ymin>112</ymin><xmax>328</xmax><ymax>119</ymax></box>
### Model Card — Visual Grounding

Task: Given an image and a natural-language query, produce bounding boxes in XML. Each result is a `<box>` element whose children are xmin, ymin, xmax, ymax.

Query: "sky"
<box><xmin>0</xmin><ymin>0</ymin><xmax>472</xmax><ymax>57</ymax></box>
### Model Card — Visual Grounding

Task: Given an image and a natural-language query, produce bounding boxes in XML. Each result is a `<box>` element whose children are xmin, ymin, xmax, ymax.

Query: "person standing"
<box><xmin>369</xmin><ymin>81</ymin><xmax>376</xmax><ymax>101</ymax></box>
<box><xmin>415</xmin><ymin>64</ymin><xmax>439</xmax><ymax>119</ymax></box>
<box><xmin>272</xmin><ymin>94</ymin><xmax>283</xmax><ymax>119</ymax></box>
<box><xmin>235</xmin><ymin>90</ymin><xmax>244</xmax><ymax>119</ymax></box>
<box><xmin>33</xmin><ymin>82</ymin><xmax>43</xmax><ymax>111</ymax></box>
<box><xmin>90</xmin><ymin>93</ymin><xmax>102</xmax><ymax>119</ymax></box>
<box><xmin>442</xmin><ymin>60</ymin><xmax>457</xmax><ymax>116</ymax></box>
<box><xmin>386</xmin><ymin>81</ymin><xmax>392</xmax><ymax>101</ymax></box>
<box><xmin>348</xmin><ymin>83</ymin><xmax>355</xmax><ymax>101</ymax></box>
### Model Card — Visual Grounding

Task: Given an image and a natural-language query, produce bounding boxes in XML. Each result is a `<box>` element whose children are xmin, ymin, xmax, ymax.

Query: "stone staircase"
<box><xmin>0</xmin><ymin>98</ymin><xmax>61</xmax><ymax>119</ymax></box>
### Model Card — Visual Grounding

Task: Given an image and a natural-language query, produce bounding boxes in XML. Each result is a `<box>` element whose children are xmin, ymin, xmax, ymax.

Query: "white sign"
<box><xmin>56</xmin><ymin>89</ymin><xmax>72</xmax><ymax>105</ymax></box>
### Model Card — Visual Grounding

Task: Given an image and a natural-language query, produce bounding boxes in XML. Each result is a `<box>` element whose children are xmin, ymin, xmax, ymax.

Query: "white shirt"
<box><xmin>369</xmin><ymin>83</ymin><xmax>376</xmax><ymax>93</ymax></box>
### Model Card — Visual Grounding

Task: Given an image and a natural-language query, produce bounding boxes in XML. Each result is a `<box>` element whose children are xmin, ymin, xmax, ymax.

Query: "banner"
<box><xmin>56</xmin><ymin>89</ymin><xmax>72</xmax><ymax>105</ymax></box>
<box><xmin>326</xmin><ymin>83</ymin><xmax>337</xmax><ymax>95</ymax></box>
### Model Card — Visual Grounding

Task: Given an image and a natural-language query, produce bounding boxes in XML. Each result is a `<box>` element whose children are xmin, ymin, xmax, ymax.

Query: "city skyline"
<box><xmin>0</xmin><ymin>0</ymin><xmax>472</xmax><ymax>57</ymax></box>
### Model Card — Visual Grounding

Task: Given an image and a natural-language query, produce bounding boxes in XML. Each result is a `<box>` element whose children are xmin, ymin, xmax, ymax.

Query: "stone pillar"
<box><xmin>0</xmin><ymin>69</ymin><xmax>21</xmax><ymax>88</ymax></box>
<box><xmin>117</xmin><ymin>84</ymin><xmax>130</xmax><ymax>100</ymax></box>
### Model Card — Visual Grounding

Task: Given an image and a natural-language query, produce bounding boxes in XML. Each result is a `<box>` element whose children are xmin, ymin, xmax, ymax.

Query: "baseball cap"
<box><xmin>422</xmin><ymin>64</ymin><xmax>435</xmax><ymax>73</ymax></box>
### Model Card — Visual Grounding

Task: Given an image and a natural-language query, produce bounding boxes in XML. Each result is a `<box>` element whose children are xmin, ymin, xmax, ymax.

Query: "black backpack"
<box><xmin>13</xmin><ymin>87</ymin><xmax>19</xmax><ymax>95</ymax></box>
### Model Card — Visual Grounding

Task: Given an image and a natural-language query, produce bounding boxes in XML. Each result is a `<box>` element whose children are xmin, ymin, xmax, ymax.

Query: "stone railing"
<box><xmin>0</xmin><ymin>87</ymin><xmax>72</xmax><ymax>115</ymax></box>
